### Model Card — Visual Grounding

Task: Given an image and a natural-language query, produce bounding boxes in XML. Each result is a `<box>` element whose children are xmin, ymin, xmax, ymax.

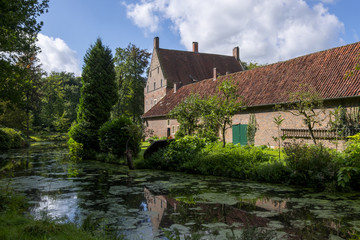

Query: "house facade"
<box><xmin>143</xmin><ymin>40</ymin><xmax>360</xmax><ymax>148</ymax></box>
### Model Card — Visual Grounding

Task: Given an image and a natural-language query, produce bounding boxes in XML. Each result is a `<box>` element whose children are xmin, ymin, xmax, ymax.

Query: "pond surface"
<box><xmin>1</xmin><ymin>142</ymin><xmax>360</xmax><ymax>240</ymax></box>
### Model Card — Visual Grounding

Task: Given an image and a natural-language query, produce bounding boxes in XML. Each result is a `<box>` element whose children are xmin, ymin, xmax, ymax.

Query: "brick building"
<box><xmin>143</xmin><ymin>40</ymin><xmax>360</xmax><ymax>148</ymax></box>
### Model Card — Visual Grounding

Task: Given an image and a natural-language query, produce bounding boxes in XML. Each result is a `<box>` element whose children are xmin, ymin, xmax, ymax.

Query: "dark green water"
<box><xmin>1</xmin><ymin>142</ymin><xmax>360</xmax><ymax>240</ymax></box>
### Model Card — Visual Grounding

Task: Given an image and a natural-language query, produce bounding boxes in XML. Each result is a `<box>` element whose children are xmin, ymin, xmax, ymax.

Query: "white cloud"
<box><xmin>37</xmin><ymin>34</ymin><xmax>81</xmax><ymax>76</ymax></box>
<box><xmin>124</xmin><ymin>0</ymin><xmax>344</xmax><ymax>64</ymax></box>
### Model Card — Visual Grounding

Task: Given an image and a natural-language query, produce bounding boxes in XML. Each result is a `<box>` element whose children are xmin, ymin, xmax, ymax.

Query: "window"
<box><xmin>154</xmin><ymin>99</ymin><xmax>157</xmax><ymax>105</ymax></box>
<box><xmin>147</xmin><ymin>85</ymin><xmax>149</xmax><ymax>92</ymax></box>
<box><xmin>172</xmin><ymin>126</ymin><xmax>175</xmax><ymax>133</ymax></box>
<box><xmin>150</xmin><ymin>71</ymin><xmax>151</xmax><ymax>77</ymax></box>
<box><xmin>154</xmin><ymin>82</ymin><xmax>156</xmax><ymax>90</ymax></box>
<box><xmin>161</xmin><ymin>79</ymin><xmax>163</xmax><ymax>87</ymax></box>
<box><xmin>177</xmin><ymin>125</ymin><xmax>180</xmax><ymax>131</ymax></box>
<box><xmin>157</xmin><ymin>68</ymin><xmax>159</xmax><ymax>73</ymax></box>
<box><xmin>167</xmin><ymin>120</ymin><xmax>170</xmax><ymax>125</ymax></box>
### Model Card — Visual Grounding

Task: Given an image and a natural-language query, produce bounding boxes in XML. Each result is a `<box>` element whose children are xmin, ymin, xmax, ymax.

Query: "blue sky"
<box><xmin>36</xmin><ymin>0</ymin><xmax>360</xmax><ymax>76</ymax></box>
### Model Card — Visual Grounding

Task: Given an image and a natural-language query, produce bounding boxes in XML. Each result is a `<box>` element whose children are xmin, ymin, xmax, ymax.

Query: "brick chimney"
<box><xmin>213</xmin><ymin>68</ymin><xmax>217</xmax><ymax>81</ymax></box>
<box><xmin>192</xmin><ymin>42</ymin><xmax>198</xmax><ymax>53</ymax></box>
<box><xmin>233</xmin><ymin>47</ymin><xmax>239</xmax><ymax>61</ymax></box>
<box><xmin>154</xmin><ymin>37</ymin><xmax>159</xmax><ymax>49</ymax></box>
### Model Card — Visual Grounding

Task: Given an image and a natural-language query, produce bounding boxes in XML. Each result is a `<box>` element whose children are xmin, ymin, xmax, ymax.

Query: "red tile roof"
<box><xmin>157</xmin><ymin>48</ymin><xmax>243</xmax><ymax>86</ymax></box>
<box><xmin>143</xmin><ymin>42</ymin><xmax>360</xmax><ymax>118</ymax></box>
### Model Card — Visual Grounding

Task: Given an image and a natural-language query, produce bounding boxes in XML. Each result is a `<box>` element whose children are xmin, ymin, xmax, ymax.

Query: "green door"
<box><xmin>232</xmin><ymin>124</ymin><xmax>248</xmax><ymax>146</ymax></box>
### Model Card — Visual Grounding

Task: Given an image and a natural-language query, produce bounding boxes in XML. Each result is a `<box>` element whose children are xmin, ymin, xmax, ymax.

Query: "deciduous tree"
<box><xmin>113</xmin><ymin>44</ymin><xmax>150</xmax><ymax>123</ymax></box>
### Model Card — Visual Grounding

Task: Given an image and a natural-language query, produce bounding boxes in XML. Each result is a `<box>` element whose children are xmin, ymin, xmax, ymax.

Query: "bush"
<box><xmin>0</xmin><ymin>128</ymin><xmax>28</xmax><ymax>150</ymax></box>
<box><xmin>256</xmin><ymin>161</ymin><xmax>291</xmax><ymax>183</ymax></box>
<box><xmin>189</xmin><ymin>143</ymin><xmax>272</xmax><ymax>178</ymax></box>
<box><xmin>283</xmin><ymin>143</ymin><xmax>339</xmax><ymax>189</ymax></box>
<box><xmin>98</xmin><ymin>117</ymin><xmax>141</xmax><ymax>157</ymax></box>
<box><xmin>68</xmin><ymin>121</ymin><xmax>99</xmax><ymax>152</ymax></box>
<box><xmin>336</xmin><ymin>133</ymin><xmax>360</xmax><ymax>189</ymax></box>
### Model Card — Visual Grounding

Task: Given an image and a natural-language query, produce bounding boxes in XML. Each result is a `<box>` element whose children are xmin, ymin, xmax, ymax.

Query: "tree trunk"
<box><xmin>126</xmin><ymin>149</ymin><xmax>134</xmax><ymax>170</ymax></box>
<box><xmin>222</xmin><ymin>125</ymin><xmax>226</xmax><ymax>147</ymax></box>
<box><xmin>307</xmin><ymin>124</ymin><xmax>317</xmax><ymax>145</ymax></box>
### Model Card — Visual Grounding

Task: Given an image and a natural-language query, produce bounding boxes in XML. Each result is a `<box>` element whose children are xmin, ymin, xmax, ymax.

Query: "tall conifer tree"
<box><xmin>69</xmin><ymin>38</ymin><xmax>117</xmax><ymax>154</ymax></box>
<box><xmin>78</xmin><ymin>38</ymin><xmax>117</xmax><ymax>129</ymax></box>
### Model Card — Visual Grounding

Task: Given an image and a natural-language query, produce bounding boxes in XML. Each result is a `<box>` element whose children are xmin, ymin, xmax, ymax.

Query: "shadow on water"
<box><xmin>1</xmin><ymin>142</ymin><xmax>360</xmax><ymax>239</ymax></box>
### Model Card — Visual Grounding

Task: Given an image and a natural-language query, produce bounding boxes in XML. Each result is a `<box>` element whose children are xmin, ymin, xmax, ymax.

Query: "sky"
<box><xmin>36</xmin><ymin>0</ymin><xmax>360</xmax><ymax>76</ymax></box>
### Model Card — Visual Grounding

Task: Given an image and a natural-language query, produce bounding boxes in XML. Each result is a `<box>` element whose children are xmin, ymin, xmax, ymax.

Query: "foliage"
<box><xmin>283</xmin><ymin>143</ymin><xmax>339</xmax><ymax>189</ymax></box>
<box><xmin>0</xmin><ymin>0</ymin><xmax>49</xmax><ymax>109</ymax></box>
<box><xmin>39</xmin><ymin>72</ymin><xmax>81</xmax><ymax>132</ymax></box>
<box><xmin>112</xmin><ymin>43</ymin><xmax>150</xmax><ymax>123</ymax></box>
<box><xmin>98</xmin><ymin>116</ymin><xmax>141</xmax><ymax>157</ymax></box>
<box><xmin>329</xmin><ymin>105</ymin><xmax>360</xmax><ymax>136</ymax></box>
<box><xmin>284</xmin><ymin>86</ymin><xmax>324</xmax><ymax>144</ymax></box>
<box><xmin>71</xmin><ymin>38</ymin><xmax>117</xmax><ymax>154</ymax></box>
<box><xmin>336</xmin><ymin>133</ymin><xmax>360</xmax><ymax>189</ymax></box>
<box><xmin>256</xmin><ymin>161</ymin><xmax>290</xmax><ymax>183</ymax></box>
<box><xmin>169</xmin><ymin>94</ymin><xmax>204</xmax><ymax>137</ymax></box>
<box><xmin>272</xmin><ymin>114</ymin><xmax>286</xmax><ymax>160</ymax></box>
<box><xmin>68</xmin><ymin>121</ymin><xmax>98</xmax><ymax>159</ymax></box>
<box><xmin>77</xmin><ymin>38</ymin><xmax>117</xmax><ymax>130</ymax></box>
<box><xmin>241</xmin><ymin>61</ymin><xmax>265</xmax><ymax>70</ymax></box>
<box><xmin>212</xmin><ymin>78</ymin><xmax>245</xmax><ymax>147</ymax></box>
<box><xmin>0</xmin><ymin>128</ymin><xmax>28</xmax><ymax>150</ymax></box>
<box><xmin>247</xmin><ymin>114</ymin><xmax>257</xmax><ymax>145</ymax></box>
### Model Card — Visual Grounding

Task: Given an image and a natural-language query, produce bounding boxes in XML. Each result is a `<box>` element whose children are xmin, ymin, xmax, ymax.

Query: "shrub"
<box><xmin>0</xmin><ymin>128</ymin><xmax>28</xmax><ymax>150</ymax></box>
<box><xmin>98</xmin><ymin>116</ymin><xmax>141</xmax><ymax>157</ymax></box>
<box><xmin>190</xmin><ymin>143</ymin><xmax>272</xmax><ymax>178</ymax></box>
<box><xmin>283</xmin><ymin>143</ymin><xmax>339</xmax><ymax>189</ymax></box>
<box><xmin>256</xmin><ymin>161</ymin><xmax>291</xmax><ymax>183</ymax></box>
<box><xmin>336</xmin><ymin>133</ymin><xmax>360</xmax><ymax>189</ymax></box>
<box><xmin>68</xmin><ymin>121</ymin><xmax>99</xmax><ymax>152</ymax></box>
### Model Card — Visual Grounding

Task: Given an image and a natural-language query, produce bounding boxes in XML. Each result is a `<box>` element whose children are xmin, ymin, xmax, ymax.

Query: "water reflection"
<box><xmin>1</xmin><ymin>142</ymin><xmax>360</xmax><ymax>239</ymax></box>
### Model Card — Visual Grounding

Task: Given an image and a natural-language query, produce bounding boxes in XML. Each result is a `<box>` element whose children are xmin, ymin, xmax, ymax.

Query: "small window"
<box><xmin>154</xmin><ymin>82</ymin><xmax>156</xmax><ymax>90</ymax></box>
<box><xmin>147</xmin><ymin>85</ymin><xmax>149</xmax><ymax>92</ymax></box>
<box><xmin>167</xmin><ymin>120</ymin><xmax>170</xmax><ymax>125</ymax></box>
<box><xmin>150</xmin><ymin>71</ymin><xmax>152</xmax><ymax>77</ymax></box>
<box><xmin>154</xmin><ymin>99</ymin><xmax>157</xmax><ymax>105</ymax></box>
<box><xmin>177</xmin><ymin>125</ymin><xmax>180</xmax><ymax>131</ymax></box>
<box><xmin>172</xmin><ymin>126</ymin><xmax>175</xmax><ymax>133</ymax></box>
<box><xmin>157</xmin><ymin>68</ymin><xmax>159</xmax><ymax>73</ymax></box>
<box><xmin>161</xmin><ymin>79</ymin><xmax>163</xmax><ymax>87</ymax></box>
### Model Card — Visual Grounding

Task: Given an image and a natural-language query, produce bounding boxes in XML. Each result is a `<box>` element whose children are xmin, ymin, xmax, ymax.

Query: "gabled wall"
<box><xmin>144</xmin><ymin>49</ymin><xmax>168</xmax><ymax>113</ymax></box>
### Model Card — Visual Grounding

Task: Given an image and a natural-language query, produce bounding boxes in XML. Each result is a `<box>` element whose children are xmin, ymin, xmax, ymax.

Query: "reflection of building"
<box><xmin>144</xmin><ymin>187</ymin><xmax>168</xmax><ymax>231</ymax></box>
<box><xmin>255</xmin><ymin>198</ymin><xmax>287</xmax><ymax>212</ymax></box>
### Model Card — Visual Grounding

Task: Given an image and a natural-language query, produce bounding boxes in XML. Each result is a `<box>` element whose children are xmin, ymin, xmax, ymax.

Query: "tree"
<box><xmin>241</xmin><ymin>61</ymin><xmax>265</xmax><ymax>70</ymax></box>
<box><xmin>247</xmin><ymin>114</ymin><xmax>257</xmax><ymax>146</ymax></box>
<box><xmin>39</xmin><ymin>72</ymin><xmax>81</xmax><ymax>131</ymax></box>
<box><xmin>213</xmin><ymin>78</ymin><xmax>245</xmax><ymax>147</ymax></box>
<box><xmin>113</xmin><ymin>43</ymin><xmax>150</xmax><ymax>123</ymax></box>
<box><xmin>70</xmin><ymin>38</ymin><xmax>117</xmax><ymax>153</ymax></box>
<box><xmin>284</xmin><ymin>86</ymin><xmax>324</xmax><ymax>145</ymax></box>
<box><xmin>0</xmin><ymin>0</ymin><xmax>49</xmax><ymax>109</ymax></box>
<box><xmin>272</xmin><ymin>114</ymin><xmax>286</xmax><ymax>160</ymax></box>
<box><xmin>169</xmin><ymin>94</ymin><xmax>204</xmax><ymax>137</ymax></box>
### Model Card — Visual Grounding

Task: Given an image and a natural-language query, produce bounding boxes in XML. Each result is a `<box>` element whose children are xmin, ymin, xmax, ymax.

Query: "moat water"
<box><xmin>1</xmin><ymin>142</ymin><xmax>360</xmax><ymax>239</ymax></box>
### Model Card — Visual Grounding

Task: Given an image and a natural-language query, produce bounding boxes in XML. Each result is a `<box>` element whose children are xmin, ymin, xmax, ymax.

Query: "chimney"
<box><xmin>192</xmin><ymin>42</ymin><xmax>198</xmax><ymax>53</ymax></box>
<box><xmin>233</xmin><ymin>47</ymin><xmax>239</xmax><ymax>61</ymax></box>
<box><xmin>174</xmin><ymin>83</ymin><xmax>177</xmax><ymax>93</ymax></box>
<box><xmin>154</xmin><ymin>37</ymin><xmax>159</xmax><ymax>49</ymax></box>
<box><xmin>213</xmin><ymin>68</ymin><xmax>217</xmax><ymax>81</ymax></box>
